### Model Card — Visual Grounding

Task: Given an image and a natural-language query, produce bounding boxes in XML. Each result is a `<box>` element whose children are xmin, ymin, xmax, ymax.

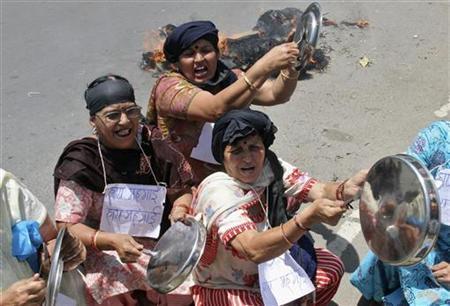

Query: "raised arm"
<box><xmin>307</xmin><ymin>169</ymin><xmax>368</xmax><ymax>203</ymax></box>
<box><xmin>183</xmin><ymin>42</ymin><xmax>300</xmax><ymax>122</ymax></box>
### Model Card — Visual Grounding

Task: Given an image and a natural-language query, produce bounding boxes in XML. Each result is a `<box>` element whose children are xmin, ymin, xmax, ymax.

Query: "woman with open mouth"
<box><xmin>187</xmin><ymin>108</ymin><xmax>367</xmax><ymax>306</ymax></box>
<box><xmin>53</xmin><ymin>74</ymin><xmax>195</xmax><ymax>305</ymax></box>
<box><xmin>146</xmin><ymin>20</ymin><xmax>300</xmax><ymax>185</ymax></box>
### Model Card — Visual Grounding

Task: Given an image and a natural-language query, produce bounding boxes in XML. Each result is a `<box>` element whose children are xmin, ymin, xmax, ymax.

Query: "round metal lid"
<box><xmin>302</xmin><ymin>2</ymin><xmax>322</xmax><ymax>47</ymax></box>
<box><xmin>359</xmin><ymin>154</ymin><xmax>440</xmax><ymax>266</ymax></box>
<box><xmin>146</xmin><ymin>216</ymin><xmax>206</xmax><ymax>293</ymax></box>
<box><xmin>45</xmin><ymin>227</ymin><xmax>66</xmax><ymax>306</ymax></box>
<box><xmin>294</xmin><ymin>2</ymin><xmax>322</xmax><ymax>71</ymax></box>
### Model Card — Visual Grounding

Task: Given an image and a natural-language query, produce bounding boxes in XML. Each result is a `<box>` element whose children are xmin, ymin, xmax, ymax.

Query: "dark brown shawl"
<box><xmin>54</xmin><ymin>124</ymin><xmax>194</xmax><ymax>234</ymax></box>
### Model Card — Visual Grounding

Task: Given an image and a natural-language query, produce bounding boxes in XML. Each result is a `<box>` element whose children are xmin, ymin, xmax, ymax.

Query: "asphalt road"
<box><xmin>2</xmin><ymin>1</ymin><xmax>449</xmax><ymax>305</ymax></box>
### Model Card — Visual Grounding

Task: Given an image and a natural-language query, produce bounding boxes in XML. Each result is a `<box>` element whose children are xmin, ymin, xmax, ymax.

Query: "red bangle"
<box><xmin>91</xmin><ymin>230</ymin><xmax>100</xmax><ymax>251</ymax></box>
<box><xmin>336</xmin><ymin>179</ymin><xmax>347</xmax><ymax>201</ymax></box>
<box><xmin>293</xmin><ymin>215</ymin><xmax>310</xmax><ymax>231</ymax></box>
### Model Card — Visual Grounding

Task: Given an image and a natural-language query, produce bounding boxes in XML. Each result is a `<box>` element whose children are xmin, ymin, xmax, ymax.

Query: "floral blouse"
<box><xmin>55</xmin><ymin>179</ymin><xmax>156</xmax><ymax>304</ymax></box>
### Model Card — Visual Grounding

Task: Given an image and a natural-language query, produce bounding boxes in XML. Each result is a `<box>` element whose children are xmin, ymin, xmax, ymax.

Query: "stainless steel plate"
<box><xmin>360</xmin><ymin>154</ymin><xmax>440</xmax><ymax>266</ymax></box>
<box><xmin>45</xmin><ymin>227</ymin><xmax>66</xmax><ymax>306</ymax></box>
<box><xmin>294</xmin><ymin>2</ymin><xmax>322</xmax><ymax>71</ymax></box>
<box><xmin>146</xmin><ymin>216</ymin><xmax>206</xmax><ymax>293</ymax></box>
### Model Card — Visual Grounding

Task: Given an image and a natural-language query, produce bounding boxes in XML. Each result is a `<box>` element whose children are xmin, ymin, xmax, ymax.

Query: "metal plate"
<box><xmin>45</xmin><ymin>227</ymin><xmax>66</xmax><ymax>306</ymax></box>
<box><xmin>303</xmin><ymin>2</ymin><xmax>322</xmax><ymax>47</ymax></box>
<box><xmin>359</xmin><ymin>154</ymin><xmax>440</xmax><ymax>266</ymax></box>
<box><xmin>146</xmin><ymin>216</ymin><xmax>206</xmax><ymax>293</ymax></box>
<box><xmin>294</xmin><ymin>2</ymin><xmax>322</xmax><ymax>71</ymax></box>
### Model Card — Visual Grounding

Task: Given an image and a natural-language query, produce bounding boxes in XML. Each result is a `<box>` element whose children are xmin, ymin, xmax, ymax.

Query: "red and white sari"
<box><xmin>191</xmin><ymin>158</ymin><xmax>344</xmax><ymax>306</ymax></box>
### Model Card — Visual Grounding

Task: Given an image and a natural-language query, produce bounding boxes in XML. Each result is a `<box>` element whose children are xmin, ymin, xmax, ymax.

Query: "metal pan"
<box><xmin>359</xmin><ymin>154</ymin><xmax>441</xmax><ymax>266</ymax></box>
<box><xmin>294</xmin><ymin>2</ymin><xmax>322</xmax><ymax>72</ymax></box>
<box><xmin>146</xmin><ymin>216</ymin><xmax>206</xmax><ymax>293</ymax></box>
<box><xmin>45</xmin><ymin>227</ymin><xmax>66</xmax><ymax>306</ymax></box>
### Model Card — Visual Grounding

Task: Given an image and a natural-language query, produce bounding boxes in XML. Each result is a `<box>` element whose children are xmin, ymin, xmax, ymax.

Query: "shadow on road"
<box><xmin>311</xmin><ymin>223</ymin><xmax>361</xmax><ymax>272</ymax></box>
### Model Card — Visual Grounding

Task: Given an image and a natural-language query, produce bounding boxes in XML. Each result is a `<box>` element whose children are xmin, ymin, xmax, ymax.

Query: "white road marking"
<box><xmin>433</xmin><ymin>94</ymin><xmax>450</xmax><ymax>118</ymax></box>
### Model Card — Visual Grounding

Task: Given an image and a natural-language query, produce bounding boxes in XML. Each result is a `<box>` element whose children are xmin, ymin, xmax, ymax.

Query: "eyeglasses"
<box><xmin>98</xmin><ymin>106</ymin><xmax>142</xmax><ymax>122</ymax></box>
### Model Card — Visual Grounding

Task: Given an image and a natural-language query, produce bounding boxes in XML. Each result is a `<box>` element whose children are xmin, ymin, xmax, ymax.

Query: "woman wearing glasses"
<box><xmin>53</xmin><ymin>74</ymin><xmax>194</xmax><ymax>305</ymax></box>
<box><xmin>147</xmin><ymin>20</ymin><xmax>300</xmax><ymax>184</ymax></box>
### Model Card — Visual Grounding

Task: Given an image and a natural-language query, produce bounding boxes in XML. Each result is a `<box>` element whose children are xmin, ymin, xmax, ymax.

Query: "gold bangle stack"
<box><xmin>241</xmin><ymin>73</ymin><xmax>257</xmax><ymax>91</ymax></box>
<box><xmin>280</xmin><ymin>70</ymin><xmax>299</xmax><ymax>81</ymax></box>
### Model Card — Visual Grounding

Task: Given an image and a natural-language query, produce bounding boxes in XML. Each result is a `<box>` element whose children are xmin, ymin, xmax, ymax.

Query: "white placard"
<box><xmin>190</xmin><ymin>122</ymin><xmax>220</xmax><ymax>165</ymax></box>
<box><xmin>55</xmin><ymin>293</ymin><xmax>76</xmax><ymax>306</ymax></box>
<box><xmin>435</xmin><ymin>168</ymin><xmax>450</xmax><ymax>225</ymax></box>
<box><xmin>100</xmin><ymin>183</ymin><xmax>166</xmax><ymax>238</ymax></box>
<box><xmin>258</xmin><ymin>252</ymin><xmax>315</xmax><ymax>306</ymax></box>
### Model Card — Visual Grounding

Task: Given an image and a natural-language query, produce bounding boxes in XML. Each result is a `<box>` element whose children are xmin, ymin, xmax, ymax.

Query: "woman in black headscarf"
<box><xmin>188</xmin><ymin>109</ymin><xmax>367</xmax><ymax>306</ymax></box>
<box><xmin>53</xmin><ymin>74</ymin><xmax>194</xmax><ymax>305</ymax></box>
<box><xmin>147</xmin><ymin>20</ymin><xmax>300</xmax><ymax>184</ymax></box>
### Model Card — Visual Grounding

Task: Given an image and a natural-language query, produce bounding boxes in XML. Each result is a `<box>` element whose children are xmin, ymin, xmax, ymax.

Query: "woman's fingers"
<box><xmin>60</xmin><ymin>229</ymin><xmax>86</xmax><ymax>270</ymax></box>
<box><xmin>313</xmin><ymin>199</ymin><xmax>347</xmax><ymax>225</ymax></box>
<box><xmin>263</xmin><ymin>42</ymin><xmax>299</xmax><ymax>70</ymax></box>
<box><xmin>21</xmin><ymin>275</ymin><xmax>46</xmax><ymax>303</ymax></box>
<box><xmin>286</xmin><ymin>30</ymin><xmax>295</xmax><ymax>42</ymax></box>
<box><xmin>431</xmin><ymin>261</ymin><xmax>448</xmax><ymax>271</ymax></box>
<box><xmin>432</xmin><ymin>261</ymin><xmax>450</xmax><ymax>284</ymax></box>
<box><xmin>129</xmin><ymin>237</ymin><xmax>144</xmax><ymax>251</ymax></box>
<box><xmin>117</xmin><ymin>236</ymin><xmax>143</xmax><ymax>262</ymax></box>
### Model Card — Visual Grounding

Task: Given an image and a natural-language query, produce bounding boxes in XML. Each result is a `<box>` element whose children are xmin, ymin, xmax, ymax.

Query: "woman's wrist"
<box><xmin>335</xmin><ymin>179</ymin><xmax>348</xmax><ymax>201</ymax></box>
<box><xmin>293</xmin><ymin>214</ymin><xmax>310</xmax><ymax>231</ymax></box>
<box><xmin>279</xmin><ymin>69</ymin><xmax>299</xmax><ymax>81</ymax></box>
<box><xmin>94</xmin><ymin>231</ymin><xmax>115</xmax><ymax>251</ymax></box>
<box><xmin>296</xmin><ymin>207</ymin><xmax>316</xmax><ymax>229</ymax></box>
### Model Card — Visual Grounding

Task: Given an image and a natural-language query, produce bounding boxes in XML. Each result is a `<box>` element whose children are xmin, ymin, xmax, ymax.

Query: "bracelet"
<box><xmin>293</xmin><ymin>215</ymin><xmax>310</xmax><ymax>231</ymax></box>
<box><xmin>241</xmin><ymin>73</ymin><xmax>257</xmax><ymax>91</ymax></box>
<box><xmin>336</xmin><ymin>179</ymin><xmax>348</xmax><ymax>201</ymax></box>
<box><xmin>280</xmin><ymin>70</ymin><xmax>299</xmax><ymax>80</ymax></box>
<box><xmin>280</xmin><ymin>223</ymin><xmax>295</xmax><ymax>246</ymax></box>
<box><xmin>91</xmin><ymin>230</ymin><xmax>100</xmax><ymax>251</ymax></box>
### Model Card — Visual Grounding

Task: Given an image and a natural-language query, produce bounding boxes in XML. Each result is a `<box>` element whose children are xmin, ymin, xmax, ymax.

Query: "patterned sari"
<box><xmin>351</xmin><ymin>120</ymin><xmax>450</xmax><ymax>305</ymax></box>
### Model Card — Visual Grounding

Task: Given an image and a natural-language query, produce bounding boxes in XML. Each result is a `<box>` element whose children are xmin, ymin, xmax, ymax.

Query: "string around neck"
<box><xmin>95</xmin><ymin>130</ymin><xmax>165</xmax><ymax>194</ymax></box>
<box><xmin>134</xmin><ymin>135</ymin><xmax>164</xmax><ymax>186</ymax></box>
<box><xmin>249</xmin><ymin>185</ymin><xmax>272</xmax><ymax>229</ymax></box>
<box><xmin>96</xmin><ymin>137</ymin><xmax>108</xmax><ymax>194</ymax></box>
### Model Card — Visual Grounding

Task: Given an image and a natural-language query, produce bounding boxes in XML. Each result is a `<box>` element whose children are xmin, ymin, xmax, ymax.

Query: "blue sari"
<box><xmin>351</xmin><ymin>121</ymin><xmax>450</xmax><ymax>305</ymax></box>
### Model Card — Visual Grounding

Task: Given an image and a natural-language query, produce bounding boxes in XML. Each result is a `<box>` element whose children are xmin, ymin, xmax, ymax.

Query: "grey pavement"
<box><xmin>2</xmin><ymin>1</ymin><xmax>449</xmax><ymax>305</ymax></box>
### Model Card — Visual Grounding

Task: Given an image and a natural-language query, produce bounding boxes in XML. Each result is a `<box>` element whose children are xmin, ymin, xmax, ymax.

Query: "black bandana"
<box><xmin>163</xmin><ymin>20</ymin><xmax>219</xmax><ymax>63</ymax></box>
<box><xmin>211</xmin><ymin>109</ymin><xmax>277</xmax><ymax>163</ymax></box>
<box><xmin>84</xmin><ymin>76</ymin><xmax>135</xmax><ymax>116</ymax></box>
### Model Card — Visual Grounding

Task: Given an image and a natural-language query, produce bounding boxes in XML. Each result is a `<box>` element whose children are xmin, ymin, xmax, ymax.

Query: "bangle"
<box><xmin>336</xmin><ymin>179</ymin><xmax>348</xmax><ymax>201</ymax></box>
<box><xmin>280</xmin><ymin>70</ymin><xmax>299</xmax><ymax>80</ymax></box>
<box><xmin>280</xmin><ymin>223</ymin><xmax>295</xmax><ymax>246</ymax></box>
<box><xmin>241</xmin><ymin>73</ymin><xmax>257</xmax><ymax>91</ymax></box>
<box><xmin>293</xmin><ymin>215</ymin><xmax>310</xmax><ymax>231</ymax></box>
<box><xmin>91</xmin><ymin>230</ymin><xmax>100</xmax><ymax>251</ymax></box>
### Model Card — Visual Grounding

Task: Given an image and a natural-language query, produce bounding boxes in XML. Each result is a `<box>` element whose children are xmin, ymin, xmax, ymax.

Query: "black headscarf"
<box><xmin>211</xmin><ymin>108</ymin><xmax>317</xmax><ymax>280</ymax></box>
<box><xmin>163</xmin><ymin>21</ymin><xmax>238</xmax><ymax>93</ymax></box>
<box><xmin>211</xmin><ymin>109</ymin><xmax>277</xmax><ymax>163</ymax></box>
<box><xmin>163</xmin><ymin>20</ymin><xmax>219</xmax><ymax>63</ymax></box>
<box><xmin>84</xmin><ymin>75</ymin><xmax>135</xmax><ymax>116</ymax></box>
